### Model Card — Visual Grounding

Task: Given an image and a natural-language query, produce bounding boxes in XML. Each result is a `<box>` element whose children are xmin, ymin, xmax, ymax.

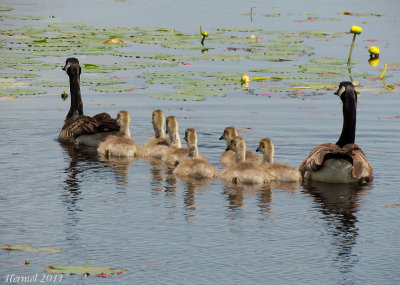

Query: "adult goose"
<box><xmin>299</xmin><ymin>81</ymin><xmax>373</xmax><ymax>184</ymax></box>
<box><xmin>58</xmin><ymin>57</ymin><xmax>119</xmax><ymax>146</ymax></box>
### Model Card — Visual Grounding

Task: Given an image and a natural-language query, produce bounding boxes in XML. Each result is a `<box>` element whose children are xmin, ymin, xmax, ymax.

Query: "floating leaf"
<box><xmin>0</xmin><ymin>6</ymin><xmax>13</xmax><ymax>11</ymax></box>
<box><xmin>1</xmin><ymin>245</ymin><xmax>60</xmax><ymax>252</ymax></box>
<box><xmin>31</xmin><ymin>81</ymin><xmax>69</xmax><ymax>87</ymax></box>
<box><xmin>13</xmin><ymin>63</ymin><xmax>58</xmax><ymax>71</ymax></box>
<box><xmin>0</xmin><ymin>88</ymin><xmax>47</xmax><ymax>96</ymax></box>
<box><xmin>89</xmin><ymin>85</ymin><xmax>134</xmax><ymax>93</ymax></box>
<box><xmin>4</xmin><ymin>15</ymin><xmax>47</xmax><ymax>20</ymax></box>
<box><xmin>151</xmin><ymin>91</ymin><xmax>205</xmax><ymax>101</ymax></box>
<box><xmin>45</xmin><ymin>265</ymin><xmax>129</xmax><ymax>276</ymax></box>
<box><xmin>0</xmin><ymin>73</ymin><xmax>39</xmax><ymax>78</ymax></box>
<box><xmin>309</xmin><ymin>57</ymin><xmax>348</xmax><ymax>65</ymax></box>
<box><xmin>81</xmin><ymin>79</ymin><xmax>126</xmax><ymax>85</ymax></box>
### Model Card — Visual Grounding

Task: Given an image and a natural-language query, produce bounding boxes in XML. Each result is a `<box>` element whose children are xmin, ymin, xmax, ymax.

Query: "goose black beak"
<box><xmin>219</xmin><ymin>135</ymin><xmax>224</xmax><ymax>140</ymax></box>
<box><xmin>256</xmin><ymin>147</ymin><xmax>260</xmax><ymax>152</ymax></box>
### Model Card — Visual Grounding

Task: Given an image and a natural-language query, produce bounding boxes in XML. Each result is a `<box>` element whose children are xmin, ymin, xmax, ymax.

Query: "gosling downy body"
<box><xmin>299</xmin><ymin>82</ymin><xmax>373</xmax><ymax>184</ymax></box>
<box><xmin>97</xmin><ymin>110</ymin><xmax>141</xmax><ymax>157</ymax></box>
<box><xmin>162</xmin><ymin>116</ymin><xmax>188</xmax><ymax>167</ymax></box>
<box><xmin>219</xmin><ymin>126</ymin><xmax>262</xmax><ymax>167</ymax></box>
<box><xmin>58</xmin><ymin>58</ymin><xmax>119</xmax><ymax>146</ymax></box>
<box><xmin>142</xmin><ymin>110</ymin><xmax>170</xmax><ymax>159</ymax></box>
<box><xmin>256</xmin><ymin>138</ymin><xmax>301</xmax><ymax>182</ymax></box>
<box><xmin>220</xmin><ymin>136</ymin><xmax>270</xmax><ymax>185</ymax></box>
<box><xmin>174</xmin><ymin>128</ymin><xmax>218</xmax><ymax>179</ymax></box>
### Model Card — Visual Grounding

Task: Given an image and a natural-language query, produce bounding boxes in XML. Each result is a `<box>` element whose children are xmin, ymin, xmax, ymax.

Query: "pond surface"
<box><xmin>1</xmin><ymin>0</ymin><xmax>400</xmax><ymax>284</ymax></box>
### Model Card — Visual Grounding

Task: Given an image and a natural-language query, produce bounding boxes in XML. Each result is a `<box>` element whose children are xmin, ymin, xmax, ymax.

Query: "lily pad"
<box><xmin>89</xmin><ymin>85</ymin><xmax>134</xmax><ymax>93</ymax></box>
<box><xmin>45</xmin><ymin>265</ymin><xmax>129</xmax><ymax>276</ymax></box>
<box><xmin>31</xmin><ymin>81</ymin><xmax>69</xmax><ymax>87</ymax></box>
<box><xmin>81</xmin><ymin>79</ymin><xmax>126</xmax><ymax>85</ymax></box>
<box><xmin>13</xmin><ymin>63</ymin><xmax>58</xmax><ymax>71</ymax></box>
<box><xmin>151</xmin><ymin>91</ymin><xmax>205</xmax><ymax>101</ymax></box>
<box><xmin>0</xmin><ymin>245</ymin><xmax>60</xmax><ymax>252</ymax></box>
<box><xmin>0</xmin><ymin>88</ymin><xmax>47</xmax><ymax>96</ymax></box>
<box><xmin>0</xmin><ymin>73</ymin><xmax>39</xmax><ymax>78</ymax></box>
<box><xmin>309</xmin><ymin>58</ymin><xmax>348</xmax><ymax>65</ymax></box>
<box><xmin>5</xmin><ymin>15</ymin><xmax>47</xmax><ymax>20</ymax></box>
<box><xmin>0</xmin><ymin>6</ymin><xmax>13</xmax><ymax>11</ymax></box>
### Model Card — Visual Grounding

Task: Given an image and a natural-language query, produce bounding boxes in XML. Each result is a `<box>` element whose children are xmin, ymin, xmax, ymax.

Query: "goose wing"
<box><xmin>299</xmin><ymin>143</ymin><xmax>373</xmax><ymax>182</ymax></box>
<box><xmin>59</xmin><ymin>113</ymin><xmax>119</xmax><ymax>144</ymax></box>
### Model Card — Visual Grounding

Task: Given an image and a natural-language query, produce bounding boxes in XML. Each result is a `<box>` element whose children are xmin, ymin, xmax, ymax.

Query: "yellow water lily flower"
<box><xmin>368</xmin><ymin>46</ymin><xmax>380</xmax><ymax>58</ymax></box>
<box><xmin>61</xmin><ymin>91</ymin><xmax>68</xmax><ymax>102</ymax></box>
<box><xmin>350</xmin><ymin>25</ymin><xmax>362</xmax><ymax>34</ymax></box>
<box><xmin>368</xmin><ymin>57</ymin><xmax>379</xmax><ymax>66</ymax></box>
<box><xmin>241</xmin><ymin>74</ymin><xmax>250</xmax><ymax>83</ymax></box>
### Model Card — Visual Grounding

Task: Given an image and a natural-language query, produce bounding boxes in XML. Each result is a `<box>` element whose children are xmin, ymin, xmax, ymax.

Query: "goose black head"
<box><xmin>62</xmin><ymin>57</ymin><xmax>81</xmax><ymax>78</ymax></box>
<box><xmin>334</xmin><ymin>81</ymin><xmax>356</xmax><ymax>101</ymax></box>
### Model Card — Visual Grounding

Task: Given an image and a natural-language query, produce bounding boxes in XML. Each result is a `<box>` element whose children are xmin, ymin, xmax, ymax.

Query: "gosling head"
<box><xmin>116</xmin><ymin>110</ymin><xmax>130</xmax><ymax>128</ymax></box>
<box><xmin>62</xmin><ymin>57</ymin><xmax>81</xmax><ymax>78</ymax></box>
<box><xmin>227</xmin><ymin>136</ymin><xmax>245</xmax><ymax>153</ymax></box>
<box><xmin>219</xmin><ymin>126</ymin><xmax>238</xmax><ymax>141</ymax></box>
<box><xmin>256</xmin><ymin>138</ymin><xmax>274</xmax><ymax>163</ymax></box>
<box><xmin>184</xmin><ymin>128</ymin><xmax>197</xmax><ymax>145</ymax></box>
<box><xmin>152</xmin><ymin>109</ymin><xmax>165</xmax><ymax>138</ymax></box>
<box><xmin>166</xmin><ymin>116</ymin><xmax>178</xmax><ymax>135</ymax></box>
<box><xmin>334</xmin><ymin>81</ymin><xmax>357</xmax><ymax>102</ymax></box>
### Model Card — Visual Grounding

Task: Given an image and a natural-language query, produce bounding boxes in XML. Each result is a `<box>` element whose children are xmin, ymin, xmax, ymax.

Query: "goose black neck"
<box><xmin>66</xmin><ymin>73</ymin><xmax>83</xmax><ymax>120</ymax></box>
<box><xmin>336</xmin><ymin>91</ymin><xmax>356</xmax><ymax>148</ymax></box>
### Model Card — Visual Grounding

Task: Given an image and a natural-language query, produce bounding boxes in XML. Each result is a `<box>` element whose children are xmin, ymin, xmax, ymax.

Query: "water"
<box><xmin>1</xmin><ymin>0</ymin><xmax>400</xmax><ymax>284</ymax></box>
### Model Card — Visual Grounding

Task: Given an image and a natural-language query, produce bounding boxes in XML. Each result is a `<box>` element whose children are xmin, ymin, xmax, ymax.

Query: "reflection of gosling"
<box><xmin>97</xmin><ymin>110</ymin><xmax>141</xmax><ymax>157</ymax></box>
<box><xmin>162</xmin><ymin>116</ymin><xmax>188</xmax><ymax>167</ymax></box>
<box><xmin>220</xmin><ymin>136</ymin><xmax>269</xmax><ymax>185</ymax></box>
<box><xmin>219</xmin><ymin>126</ymin><xmax>262</xmax><ymax>167</ymax></box>
<box><xmin>174</xmin><ymin>128</ymin><xmax>218</xmax><ymax>179</ymax></box>
<box><xmin>142</xmin><ymin>110</ymin><xmax>170</xmax><ymax>159</ymax></box>
<box><xmin>256</xmin><ymin>138</ymin><xmax>301</xmax><ymax>182</ymax></box>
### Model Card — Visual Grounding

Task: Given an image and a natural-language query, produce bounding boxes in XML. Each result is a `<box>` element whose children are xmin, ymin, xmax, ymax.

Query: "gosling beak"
<box><xmin>256</xmin><ymin>147</ymin><xmax>260</xmax><ymax>152</ymax></box>
<box><xmin>219</xmin><ymin>135</ymin><xmax>224</xmax><ymax>140</ymax></box>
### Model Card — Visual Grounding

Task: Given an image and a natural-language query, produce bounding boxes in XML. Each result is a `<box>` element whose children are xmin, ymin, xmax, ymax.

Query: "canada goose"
<box><xmin>58</xmin><ymin>57</ymin><xmax>119</xmax><ymax>146</ymax></box>
<box><xmin>219</xmin><ymin>126</ymin><xmax>262</xmax><ymax>167</ymax></box>
<box><xmin>97</xmin><ymin>110</ymin><xmax>141</xmax><ymax>157</ymax></box>
<box><xmin>173</xmin><ymin>128</ymin><xmax>218</xmax><ymax>179</ymax></box>
<box><xmin>220</xmin><ymin>136</ymin><xmax>270</xmax><ymax>185</ymax></box>
<box><xmin>142</xmin><ymin>110</ymin><xmax>170</xmax><ymax>159</ymax></box>
<box><xmin>299</xmin><ymin>81</ymin><xmax>373</xmax><ymax>184</ymax></box>
<box><xmin>256</xmin><ymin>138</ymin><xmax>302</xmax><ymax>182</ymax></box>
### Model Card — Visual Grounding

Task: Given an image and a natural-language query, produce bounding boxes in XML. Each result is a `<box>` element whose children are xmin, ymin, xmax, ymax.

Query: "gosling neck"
<box><xmin>235</xmin><ymin>145</ymin><xmax>246</xmax><ymax>163</ymax></box>
<box><xmin>263</xmin><ymin>150</ymin><xmax>274</xmax><ymax>164</ymax></box>
<box><xmin>154</xmin><ymin>124</ymin><xmax>165</xmax><ymax>139</ymax></box>
<box><xmin>67</xmin><ymin>72</ymin><xmax>83</xmax><ymax>120</ymax></box>
<box><xmin>169</xmin><ymin>131</ymin><xmax>182</xmax><ymax>148</ymax></box>
<box><xmin>188</xmin><ymin>145</ymin><xmax>199</xmax><ymax>159</ymax></box>
<box><xmin>119</xmin><ymin>124</ymin><xmax>131</xmax><ymax>138</ymax></box>
<box><xmin>336</xmin><ymin>90</ymin><xmax>357</xmax><ymax>148</ymax></box>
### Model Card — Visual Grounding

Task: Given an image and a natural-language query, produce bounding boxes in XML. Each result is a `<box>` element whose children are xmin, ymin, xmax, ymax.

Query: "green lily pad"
<box><xmin>216</xmin><ymin>27</ymin><xmax>263</xmax><ymax>32</ymax></box>
<box><xmin>31</xmin><ymin>81</ymin><xmax>69</xmax><ymax>87</ymax></box>
<box><xmin>0</xmin><ymin>73</ymin><xmax>39</xmax><ymax>78</ymax></box>
<box><xmin>81</xmin><ymin>79</ymin><xmax>126</xmax><ymax>85</ymax></box>
<box><xmin>0</xmin><ymin>245</ymin><xmax>60</xmax><ymax>252</ymax></box>
<box><xmin>0</xmin><ymin>88</ymin><xmax>47</xmax><ymax>96</ymax></box>
<box><xmin>0</xmin><ymin>6</ymin><xmax>13</xmax><ymax>11</ymax></box>
<box><xmin>5</xmin><ymin>15</ymin><xmax>47</xmax><ymax>20</ymax></box>
<box><xmin>13</xmin><ymin>63</ymin><xmax>58</xmax><ymax>71</ymax></box>
<box><xmin>45</xmin><ymin>265</ymin><xmax>129</xmax><ymax>276</ymax></box>
<box><xmin>250</xmin><ymin>67</ymin><xmax>300</xmax><ymax>74</ymax></box>
<box><xmin>309</xmin><ymin>58</ymin><xmax>348</xmax><ymax>65</ymax></box>
<box><xmin>89</xmin><ymin>85</ymin><xmax>134</xmax><ymax>93</ymax></box>
<box><xmin>151</xmin><ymin>91</ymin><xmax>205</xmax><ymax>101</ymax></box>
<box><xmin>247</xmin><ymin>54</ymin><xmax>296</xmax><ymax>62</ymax></box>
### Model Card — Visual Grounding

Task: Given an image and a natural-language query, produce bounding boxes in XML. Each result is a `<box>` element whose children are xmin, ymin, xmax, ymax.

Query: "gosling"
<box><xmin>220</xmin><ymin>136</ymin><xmax>270</xmax><ymax>185</ymax></box>
<box><xmin>219</xmin><ymin>126</ymin><xmax>262</xmax><ymax>167</ymax></box>
<box><xmin>256</xmin><ymin>138</ymin><xmax>302</xmax><ymax>182</ymax></box>
<box><xmin>142</xmin><ymin>109</ymin><xmax>170</xmax><ymax>159</ymax></box>
<box><xmin>97</xmin><ymin>110</ymin><xmax>141</xmax><ymax>157</ymax></box>
<box><xmin>173</xmin><ymin>128</ymin><xmax>218</xmax><ymax>179</ymax></box>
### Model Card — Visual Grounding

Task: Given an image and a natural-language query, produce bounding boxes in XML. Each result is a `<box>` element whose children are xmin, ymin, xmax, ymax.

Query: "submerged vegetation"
<box><xmin>0</xmin><ymin>7</ymin><xmax>397</xmax><ymax>100</ymax></box>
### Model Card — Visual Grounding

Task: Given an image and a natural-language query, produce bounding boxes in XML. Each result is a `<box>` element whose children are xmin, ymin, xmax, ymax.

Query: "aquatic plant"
<box><xmin>368</xmin><ymin>46</ymin><xmax>379</xmax><ymax>59</ymax></box>
<box><xmin>200</xmin><ymin>25</ymin><xmax>209</xmax><ymax>46</ymax></box>
<box><xmin>347</xmin><ymin>25</ymin><xmax>362</xmax><ymax>65</ymax></box>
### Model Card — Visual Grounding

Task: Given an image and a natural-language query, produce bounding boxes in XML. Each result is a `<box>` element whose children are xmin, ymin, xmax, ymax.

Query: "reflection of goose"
<box><xmin>174</xmin><ymin>128</ymin><xmax>218</xmax><ymax>179</ymax></box>
<box><xmin>256</xmin><ymin>138</ymin><xmax>301</xmax><ymax>182</ymax></box>
<box><xmin>219</xmin><ymin>126</ymin><xmax>261</xmax><ymax>167</ymax></box>
<box><xmin>220</xmin><ymin>136</ymin><xmax>270</xmax><ymax>185</ymax></box>
<box><xmin>142</xmin><ymin>110</ymin><xmax>170</xmax><ymax>159</ymax></box>
<box><xmin>299</xmin><ymin>82</ymin><xmax>373</xmax><ymax>184</ymax></box>
<box><xmin>97</xmin><ymin>110</ymin><xmax>141</xmax><ymax>157</ymax></box>
<box><xmin>59</xmin><ymin>58</ymin><xmax>119</xmax><ymax>146</ymax></box>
